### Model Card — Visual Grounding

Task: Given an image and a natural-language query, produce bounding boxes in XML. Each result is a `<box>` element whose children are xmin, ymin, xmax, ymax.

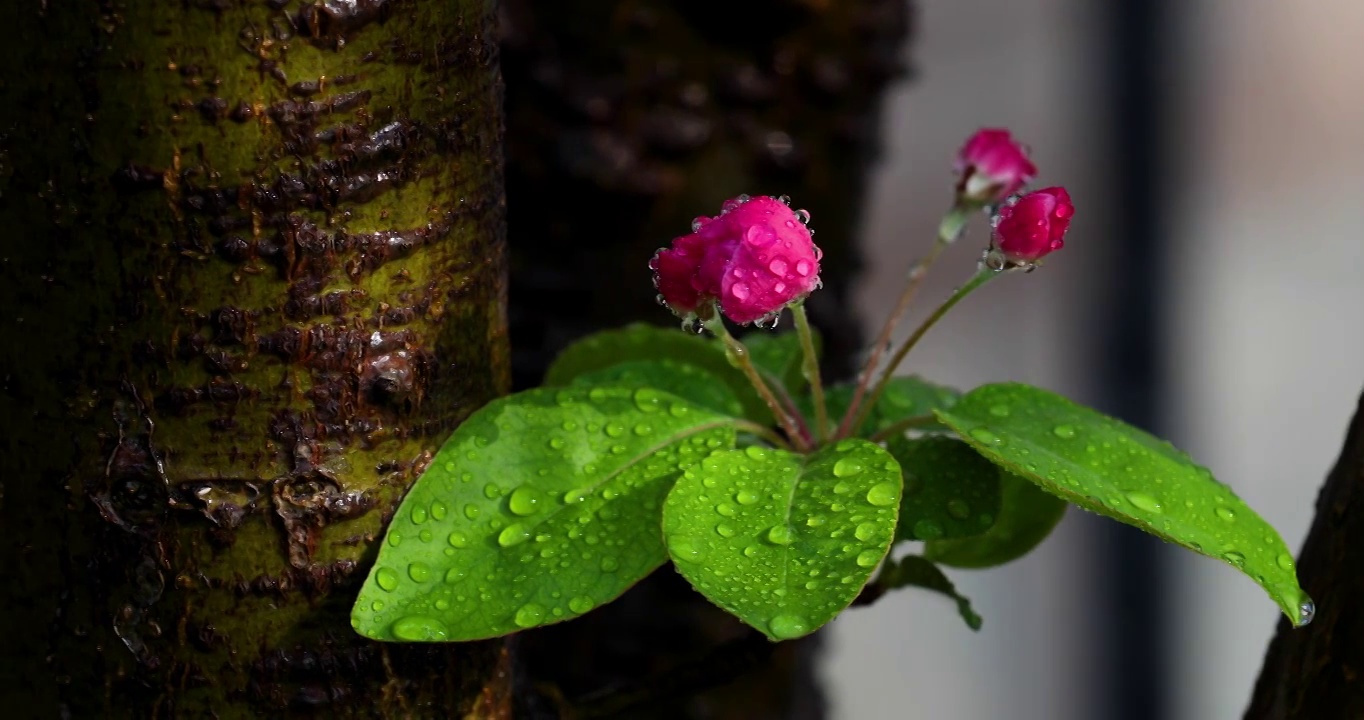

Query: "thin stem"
<box><xmin>791</xmin><ymin>302</ymin><xmax>828</xmax><ymax>442</ymax></box>
<box><xmin>762</xmin><ymin>372</ymin><xmax>813</xmax><ymax>448</ymax></box>
<box><xmin>848</xmin><ymin>268</ymin><xmax>997</xmax><ymax>438</ymax></box>
<box><xmin>733</xmin><ymin>419</ymin><xmax>793</xmax><ymax>451</ymax></box>
<box><xmin>836</xmin><ymin>240</ymin><xmax>950</xmax><ymax>438</ymax></box>
<box><xmin>705</xmin><ymin>315</ymin><xmax>811</xmax><ymax>453</ymax></box>
<box><xmin>867</xmin><ymin>414</ymin><xmax>938</xmax><ymax>444</ymax></box>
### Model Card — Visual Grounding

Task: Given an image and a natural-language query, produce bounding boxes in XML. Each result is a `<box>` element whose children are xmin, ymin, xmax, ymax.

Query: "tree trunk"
<box><xmin>1244</xmin><ymin>388</ymin><xmax>1364</xmax><ymax>719</ymax></box>
<box><xmin>0</xmin><ymin>1</ymin><xmax>511</xmax><ymax>716</ymax></box>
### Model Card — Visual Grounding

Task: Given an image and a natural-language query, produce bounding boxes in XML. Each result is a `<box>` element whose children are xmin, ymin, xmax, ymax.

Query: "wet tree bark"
<box><xmin>1244</xmin><ymin>388</ymin><xmax>1364</xmax><ymax>719</ymax></box>
<box><xmin>0</xmin><ymin>1</ymin><xmax>511</xmax><ymax>717</ymax></box>
<box><xmin>498</xmin><ymin>1</ymin><xmax>912</xmax><ymax>716</ymax></box>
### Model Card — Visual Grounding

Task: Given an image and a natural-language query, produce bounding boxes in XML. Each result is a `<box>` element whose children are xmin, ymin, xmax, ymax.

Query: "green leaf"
<box><xmin>351</xmin><ymin>386</ymin><xmax>737</xmax><ymax>641</ymax></box>
<box><xmin>545</xmin><ymin>324</ymin><xmax>770</xmax><ymax>423</ymax></box>
<box><xmin>937</xmin><ymin>382</ymin><xmax>1312</xmax><ymax>625</ymax></box>
<box><xmin>814</xmin><ymin>376</ymin><xmax>960</xmax><ymax>437</ymax></box>
<box><xmin>742</xmin><ymin>328</ymin><xmax>817</xmax><ymax>394</ymax></box>
<box><xmin>570</xmin><ymin>359</ymin><xmax>743</xmax><ymax>418</ymax></box>
<box><xmin>662</xmin><ymin>439</ymin><xmax>902</xmax><ymax>641</ymax></box>
<box><xmin>888</xmin><ymin>437</ymin><xmax>1002</xmax><ymax>541</ymax></box>
<box><xmin>876</xmin><ymin>555</ymin><xmax>982</xmax><ymax>630</ymax></box>
<box><xmin>923</xmin><ymin>473</ymin><xmax>1066</xmax><ymax>568</ymax></box>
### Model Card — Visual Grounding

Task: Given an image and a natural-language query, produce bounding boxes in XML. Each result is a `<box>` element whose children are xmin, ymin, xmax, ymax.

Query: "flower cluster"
<box><xmin>650</xmin><ymin>195</ymin><xmax>822</xmax><ymax>326</ymax></box>
<box><xmin>954</xmin><ymin>129</ymin><xmax>1074</xmax><ymax>268</ymax></box>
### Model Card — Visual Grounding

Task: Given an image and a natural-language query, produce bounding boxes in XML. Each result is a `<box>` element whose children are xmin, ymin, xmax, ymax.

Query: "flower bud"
<box><xmin>990</xmin><ymin>187</ymin><xmax>1074</xmax><ymax>265</ymax></box>
<box><xmin>651</xmin><ymin>195</ymin><xmax>822</xmax><ymax>326</ymax></box>
<box><xmin>955</xmin><ymin>129</ymin><xmax>1037</xmax><ymax>205</ymax></box>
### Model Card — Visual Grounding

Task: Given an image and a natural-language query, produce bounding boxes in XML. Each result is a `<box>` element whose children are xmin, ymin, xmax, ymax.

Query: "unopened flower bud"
<box><xmin>955</xmin><ymin>129</ymin><xmax>1037</xmax><ymax>205</ymax></box>
<box><xmin>990</xmin><ymin>187</ymin><xmax>1074</xmax><ymax>266</ymax></box>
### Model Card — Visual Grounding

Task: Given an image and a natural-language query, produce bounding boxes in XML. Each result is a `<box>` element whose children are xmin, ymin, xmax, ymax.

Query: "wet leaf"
<box><xmin>570</xmin><ymin>359</ymin><xmax>743</xmax><ymax>418</ymax></box>
<box><xmin>877</xmin><ymin>555</ymin><xmax>982</xmax><ymax>630</ymax></box>
<box><xmin>662</xmin><ymin>439</ymin><xmax>901</xmax><ymax>641</ymax></box>
<box><xmin>923</xmin><ymin>472</ymin><xmax>1066</xmax><ymax>568</ymax></box>
<box><xmin>351</xmin><ymin>386</ymin><xmax>736</xmax><ymax>641</ymax></box>
<box><xmin>545</xmin><ymin>324</ymin><xmax>769</xmax><ymax>423</ymax></box>
<box><xmin>937</xmin><ymin>382</ymin><xmax>1312</xmax><ymax>625</ymax></box>
<box><xmin>888</xmin><ymin>436</ymin><xmax>1002</xmax><ymax>541</ymax></box>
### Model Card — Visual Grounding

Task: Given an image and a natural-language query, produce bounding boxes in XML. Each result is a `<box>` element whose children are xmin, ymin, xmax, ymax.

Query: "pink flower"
<box><xmin>955</xmin><ymin>129</ymin><xmax>1037</xmax><ymax>204</ymax></box>
<box><xmin>651</xmin><ymin>195</ymin><xmax>822</xmax><ymax>325</ymax></box>
<box><xmin>992</xmin><ymin>187</ymin><xmax>1074</xmax><ymax>264</ymax></box>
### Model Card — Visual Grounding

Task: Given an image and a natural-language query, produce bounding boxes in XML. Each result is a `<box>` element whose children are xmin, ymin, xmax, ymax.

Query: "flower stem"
<box><xmin>848</xmin><ymin>267</ymin><xmax>997</xmax><ymax>438</ymax></box>
<box><xmin>790</xmin><ymin>302</ymin><xmax>828</xmax><ymax>442</ymax></box>
<box><xmin>705</xmin><ymin>315</ymin><xmax>811</xmax><ymax>452</ymax></box>
<box><xmin>733</xmin><ymin>420</ymin><xmax>793</xmax><ymax>451</ymax></box>
<box><xmin>837</xmin><ymin>239</ymin><xmax>951</xmax><ymax>439</ymax></box>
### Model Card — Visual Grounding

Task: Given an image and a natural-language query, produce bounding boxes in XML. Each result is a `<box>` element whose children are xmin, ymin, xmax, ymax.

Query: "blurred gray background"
<box><xmin>819</xmin><ymin>1</ymin><xmax>1364</xmax><ymax>718</ymax></box>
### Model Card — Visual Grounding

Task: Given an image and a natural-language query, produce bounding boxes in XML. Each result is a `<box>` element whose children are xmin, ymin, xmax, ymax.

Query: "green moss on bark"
<box><xmin>0</xmin><ymin>1</ymin><xmax>510</xmax><ymax>716</ymax></box>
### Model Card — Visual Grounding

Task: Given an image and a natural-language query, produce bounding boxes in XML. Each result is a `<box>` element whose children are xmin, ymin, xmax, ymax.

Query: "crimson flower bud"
<box><xmin>955</xmin><ymin>129</ymin><xmax>1037</xmax><ymax>205</ymax></box>
<box><xmin>991</xmin><ymin>187</ymin><xmax>1074</xmax><ymax>265</ymax></box>
<box><xmin>650</xmin><ymin>195</ymin><xmax>823</xmax><ymax>326</ymax></box>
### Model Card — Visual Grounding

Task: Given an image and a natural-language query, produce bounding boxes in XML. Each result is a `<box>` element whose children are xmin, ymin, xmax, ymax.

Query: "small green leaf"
<box><xmin>545</xmin><ymin>324</ymin><xmax>769</xmax><ymax>422</ymax></box>
<box><xmin>877</xmin><ymin>555</ymin><xmax>982</xmax><ymax>630</ymax></box>
<box><xmin>570</xmin><ymin>359</ymin><xmax>743</xmax><ymax>418</ymax></box>
<box><xmin>815</xmin><ymin>376</ymin><xmax>960</xmax><ymax>437</ymax></box>
<box><xmin>923</xmin><ymin>473</ymin><xmax>1066</xmax><ymax>568</ymax></box>
<box><xmin>662</xmin><ymin>439</ymin><xmax>902</xmax><ymax>641</ymax></box>
<box><xmin>888</xmin><ymin>437</ymin><xmax>1002</xmax><ymax>541</ymax></box>
<box><xmin>742</xmin><ymin>328</ymin><xmax>818</xmax><ymax>394</ymax></box>
<box><xmin>351</xmin><ymin>386</ymin><xmax>736</xmax><ymax>641</ymax></box>
<box><xmin>937</xmin><ymin>382</ymin><xmax>1312</xmax><ymax>625</ymax></box>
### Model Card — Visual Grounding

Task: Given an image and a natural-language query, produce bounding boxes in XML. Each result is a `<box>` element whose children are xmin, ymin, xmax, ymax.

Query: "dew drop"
<box><xmin>430</xmin><ymin>500</ymin><xmax>448</xmax><ymax>520</ymax></box>
<box><xmin>1216</xmin><ymin>506</ymin><xmax>1236</xmax><ymax>522</ymax></box>
<box><xmin>731</xmin><ymin>282</ymin><xmax>751</xmax><ymax>300</ymax></box>
<box><xmin>483</xmin><ymin>483</ymin><xmax>502</xmax><ymax>500</ymax></box>
<box><xmin>508</xmin><ymin>486</ymin><xmax>544</xmax><ymax>516</ymax></box>
<box><xmin>795</xmin><ymin>260</ymin><xmax>812</xmax><ymax>277</ymax></box>
<box><xmin>768</xmin><ymin>258</ymin><xmax>789</xmax><ymax>275</ymax></box>
<box><xmin>548</xmin><ymin>437</ymin><xmax>566</xmax><ymax>450</ymax></box>
<box><xmin>445</xmin><ymin>567</ymin><xmax>467</xmax><ymax>584</ymax></box>
<box><xmin>1222</xmin><ymin>551</ymin><xmax>1246</xmax><ymax>567</ymax></box>
<box><xmin>736</xmin><ymin>490</ymin><xmax>759</xmax><ymax>505</ymax></box>
<box><xmin>946</xmin><ymin>500</ymin><xmax>971</xmax><ymax>520</ymax></box>
<box><xmin>569</xmin><ymin>596</ymin><xmax>595</xmax><ymax>614</ymax></box>
<box><xmin>463</xmin><ymin>504</ymin><xmax>481</xmax><ymax>520</ymax></box>
<box><xmin>856</xmin><ymin>550</ymin><xmax>882</xmax><ymax>568</ymax></box>
<box><xmin>716</xmin><ymin>503</ymin><xmax>737</xmax><ymax>518</ymax></box>
<box><xmin>854</xmin><ymin>522</ymin><xmax>877</xmax><ymax>541</ymax></box>
<box><xmin>865</xmin><ymin>483</ymin><xmax>897</xmax><ymax>507</ymax></box>
<box><xmin>407</xmin><ymin>562</ymin><xmax>432</xmax><ymax>583</ymax></box>
<box><xmin>370</xmin><ymin>600</ymin><xmax>385</xmax><ymax>612</ymax></box>
<box><xmin>600</xmin><ymin>557</ymin><xmax>619</xmax><ymax>572</ymax></box>
<box><xmin>498</xmin><ymin>523</ymin><xmax>532</xmax><ymax>547</ymax></box>
<box><xmin>806</xmin><ymin>515</ymin><xmax>825</xmax><ymax>527</ymax></box>
<box><xmin>743</xmin><ymin>545</ymin><xmax>761</xmax><ymax>558</ymax></box>
<box><xmin>1276</xmin><ymin>553</ymin><xmax>1295</xmax><ymax>570</ymax></box>
<box><xmin>387</xmin><ymin>531</ymin><xmax>403</xmax><ymax>548</ymax></box>
<box><xmin>1297</xmin><ymin>599</ymin><xmax>1316</xmax><ymax>627</ymax></box>
<box><xmin>768</xmin><ymin>614</ymin><xmax>809</xmax><ymax>640</ymax></box>
<box><xmin>1052</xmin><ymin>424</ymin><xmax>1077</xmax><ymax>439</ymax></box>
<box><xmin>604</xmin><ymin>421</ymin><xmax>626</xmax><ymax>438</ymax></box>
<box><xmin>514</xmin><ymin>603</ymin><xmax>546</xmax><ymax>628</ymax></box>
<box><xmin>716</xmin><ymin>523</ymin><xmax>737</xmax><ymax>538</ymax></box>
<box><xmin>969</xmin><ymin>428</ymin><xmax>1001</xmax><ymax>445</ymax></box>
<box><xmin>434</xmin><ymin>599</ymin><xmax>451</xmax><ymax>611</ymax></box>
<box><xmin>410</xmin><ymin>506</ymin><xmax>429</xmax><ymax>525</ymax></box>
<box><xmin>390</xmin><ymin>615</ymin><xmax>449</xmax><ymax>641</ymax></box>
<box><xmin>1125</xmin><ymin>492</ymin><xmax>1164</xmax><ymax>514</ymax></box>
<box><xmin>634</xmin><ymin>387</ymin><xmax>663</xmax><ymax>413</ymax></box>
<box><xmin>375</xmin><ymin>567</ymin><xmax>400</xmax><ymax>592</ymax></box>
<box><xmin>988</xmin><ymin>404</ymin><xmax>1011</xmax><ymax>418</ymax></box>
<box><xmin>767</xmin><ymin>525</ymin><xmax>795</xmax><ymax>545</ymax></box>
<box><xmin>832</xmin><ymin>457</ymin><xmax>863</xmax><ymax>478</ymax></box>
<box><xmin>745</xmin><ymin>445</ymin><xmax>769</xmax><ymax>460</ymax></box>
<box><xmin>668</xmin><ymin>536</ymin><xmax>700</xmax><ymax>562</ymax></box>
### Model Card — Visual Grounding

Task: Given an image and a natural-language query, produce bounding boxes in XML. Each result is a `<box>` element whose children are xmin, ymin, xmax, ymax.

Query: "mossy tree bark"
<box><xmin>0</xmin><ymin>1</ymin><xmax>510</xmax><ymax>716</ymax></box>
